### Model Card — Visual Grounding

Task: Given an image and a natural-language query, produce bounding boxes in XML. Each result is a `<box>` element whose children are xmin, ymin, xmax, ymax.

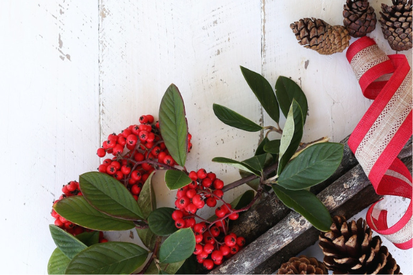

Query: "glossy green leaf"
<box><xmin>137</xmin><ymin>227</ymin><xmax>158</xmax><ymax>251</ymax></box>
<box><xmin>212</xmin><ymin>103</ymin><xmax>262</xmax><ymax>132</ymax></box>
<box><xmin>65</xmin><ymin>242</ymin><xmax>148</xmax><ymax>274</ymax></box>
<box><xmin>159</xmin><ymin>228</ymin><xmax>196</xmax><ymax>264</ymax></box>
<box><xmin>75</xmin><ymin>231</ymin><xmax>100</xmax><ymax>247</ymax></box>
<box><xmin>165</xmin><ymin>170</ymin><xmax>192</xmax><ymax>190</ymax></box>
<box><xmin>230</xmin><ymin>190</ymin><xmax>255</xmax><ymax>210</ymax></box>
<box><xmin>240</xmin><ymin>66</ymin><xmax>280</xmax><ymax>123</ymax></box>
<box><xmin>275</xmin><ymin>76</ymin><xmax>308</xmax><ymax>123</ymax></box>
<box><xmin>138</xmin><ymin>171</ymin><xmax>157</xmax><ymax>219</ymax></box>
<box><xmin>263</xmin><ymin>139</ymin><xmax>280</xmax><ymax>155</ymax></box>
<box><xmin>239</xmin><ymin>169</ymin><xmax>260</xmax><ymax>191</ymax></box>
<box><xmin>255</xmin><ymin>137</ymin><xmax>270</xmax><ymax>156</ymax></box>
<box><xmin>148</xmin><ymin>207</ymin><xmax>177</xmax><ymax>236</ymax></box>
<box><xmin>79</xmin><ymin>171</ymin><xmax>143</xmax><ymax>220</ymax></box>
<box><xmin>54</xmin><ymin>196</ymin><xmax>135</xmax><ymax>231</ymax></box>
<box><xmin>49</xmin><ymin>225</ymin><xmax>87</xmax><ymax>259</ymax></box>
<box><xmin>278</xmin><ymin>143</ymin><xmax>344</xmax><ymax>190</ymax></box>
<box><xmin>212</xmin><ymin>157</ymin><xmax>260</xmax><ymax>176</ymax></box>
<box><xmin>278</xmin><ymin>100</ymin><xmax>303</xmax><ymax>174</ymax></box>
<box><xmin>272</xmin><ymin>184</ymin><xmax>332</xmax><ymax>231</ymax></box>
<box><xmin>242</xmin><ymin>153</ymin><xmax>273</xmax><ymax>174</ymax></box>
<box><xmin>159</xmin><ymin>84</ymin><xmax>188</xmax><ymax>167</ymax></box>
<box><xmin>48</xmin><ymin>248</ymin><xmax>70</xmax><ymax>274</ymax></box>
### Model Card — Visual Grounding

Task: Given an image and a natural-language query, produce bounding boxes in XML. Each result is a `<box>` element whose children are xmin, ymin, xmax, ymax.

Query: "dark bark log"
<box><xmin>209</xmin><ymin>153</ymin><xmax>412</xmax><ymax>274</ymax></box>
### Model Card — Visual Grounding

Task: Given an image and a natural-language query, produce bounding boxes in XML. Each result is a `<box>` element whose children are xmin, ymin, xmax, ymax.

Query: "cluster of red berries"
<box><xmin>51</xmin><ymin>181</ymin><xmax>108</xmax><ymax>242</ymax></box>
<box><xmin>171</xmin><ymin>168</ymin><xmax>245</xmax><ymax>270</ymax></box>
<box><xmin>96</xmin><ymin>114</ymin><xmax>192</xmax><ymax>200</ymax></box>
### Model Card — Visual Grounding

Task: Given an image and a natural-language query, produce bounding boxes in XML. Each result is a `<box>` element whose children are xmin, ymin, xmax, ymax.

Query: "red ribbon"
<box><xmin>347</xmin><ymin>37</ymin><xmax>412</xmax><ymax>249</ymax></box>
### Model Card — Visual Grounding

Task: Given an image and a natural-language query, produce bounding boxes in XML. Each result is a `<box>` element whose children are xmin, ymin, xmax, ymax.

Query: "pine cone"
<box><xmin>277</xmin><ymin>255</ymin><xmax>328</xmax><ymax>274</ymax></box>
<box><xmin>319</xmin><ymin>216</ymin><xmax>402</xmax><ymax>274</ymax></box>
<box><xmin>290</xmin><ymin>18</ymin><xmax>351</xmax><ymax>55</ymax></box>
<box><xmin>343</xmin><ymin>0</ymin><xmax>377</xmax><ymax>37</ymax></box>
<box><xmin>379</xmin><ymin>0</ymin><xmax>412</xmax><ymax>51</ymax></box>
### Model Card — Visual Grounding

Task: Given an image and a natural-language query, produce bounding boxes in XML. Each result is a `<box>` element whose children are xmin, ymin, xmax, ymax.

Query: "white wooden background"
<box><xmin>1</xmin><ymin>0</ymin><xmax>411</xmax><ymax>274</ymax></box>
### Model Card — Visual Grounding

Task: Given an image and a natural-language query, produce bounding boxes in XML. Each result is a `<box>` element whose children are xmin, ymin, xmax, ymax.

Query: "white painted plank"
<box><xmin>0</xmin><ymin>0</ymin><xmax>98</xmax><ymax>273</ymax></box>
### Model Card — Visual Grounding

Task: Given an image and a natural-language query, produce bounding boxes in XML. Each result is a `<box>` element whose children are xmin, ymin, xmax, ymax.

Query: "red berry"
<box><xmin>185</xmin><ymin>203</ymin><xmax>198</xmax><ymax>215</ymax></box>
<box><xmin>186</xmin><ymin>189</ymin><xmax>197</xmax><ymax>199</ymax></box>
<box><xmin>100</xmin><ymin>238</ymin><xmax>109</xmax><ymax>243</ymax></box>
<box><xmin>176</xmin><ymin>188</ymin><xmax>188</xmax><ymax>199</ymax></box>
<box><xmin>172</xmin><ymin>210</ymin><xmax>184</xmax><ymax>221</ymax></box>
<box><xmin>131</xmin><ymin>185</ymin><xmax>141</xmax><ymax>195</ymax></box>
<box><xmin>121</xmin><ymin>165</ymin><xmax>131</xmax><ymax>175</ymax></box>
<box><xmin>203</xmin><ymin>259</ymin><xmax>214</xmax><ymax>270</ymax></box>
<box><xmin>210</xmin><ymin>225</ymin><xmax>220</xmax><ymax>237</ymax></box>
<box><xmin>207</xmin><ymin>172</ymin><xmax>216</xmax><ymax>181</ymax></box>
<box><xmin>236</xmin><ymin>236</ymin><xmax>246</xmax><ymax>247</ymax></box>
<box><xmin>224</xmin><ymin>235</ymin><xmax>237</xmax><ymax>247</ymax></box>
<box><xmin>188</xmin><ymin>171</ymin><xmax>198</xmax><ymax>181</ymax></box>
<box><xmin>163</xmin><ymin>155</ymin><xmax>174</xmax><ymax>166</ymax></box>
<box><xmin>106</xmin><ymin>165</ymin><xmax>117</xmax><ymax>175</ymax></box>
<box><xmin>139</xmin><ymin>115</ymin><xmax>148</xmax><ymax>124</ymax></box>
<box><xmin>220</xmin><ymin>245</ymin><xmax>231</xmax><ymax>256</ymax></box>
<box><xmin>194</xmin><ymin>244</ymin><xmax>203</xmax><ymax>255</ymax></box>
<box><xmin>194</xmin><ymin>222</ymin><xmax>207</xmax><ymax>233</ymax></box>
<box><xmin>230</xmin><ymin>244</ymin><xmax>240</xmax><ymax>254</ymax></box>
<box><xmin>195</xmin><ymin>232</ymin><xmax>203</xmax><ymax>243</ymax></box>
<box><xmin>54</xmin><ymin>218</ymin><xmax>64</xmax><ymax>227</ymax></box>
<box><xmin>185</xmin><ymin>217</ymin><xmax>196</xmax><ymax>228</ymax></box>
<box><xmin>175</xmin><ymin>218</ymin><xmax>185</xmax><ymax>229</ymax></box>
<box><xmin>213</xmin><ymin>189</ymin><xmax>224</xmax><ymax>199</ymax></box>
<box><xmin>134</xmin><ymin>152</ymin><xmax>144</xmax><ymax>162</ymax></box>
<box><xmin>202</xmin><ymin>177</ymin><xmax>212</xmax><ymax>188</ymax></box>
<box><xmin>112</xmin><ymin>144</ymin><xmax>124</xmax><ymax>155</ymax></box>
<box><xmin>114</xmin><ymin>171</ymin><xmax>124</xmax><ymax>180</ymax></box>
<box><xmin>131</xmin><ymin>170</ymin><xmax>142</xmax><ymax>181</ymax></box>
<box><xmin>66</xmin><ymin>181</ymin><xmax>77</xmax><ymax>192</ymax></box>
<box><xmin>215</xmin><ymin>207</ymin><xmax>226</xmax><ymax>218</ymax></box>
<box><xmin>228</xmin><ymin>212</ymin><xmax>239</xmax><ymax>220</ymax></box>
<box><xmin>203</xmin><ymin>232</ymin><xmax>215</xmax><ymax>244</ymax></box>
<box><xmin>98</xmin><ymin>164</ymin><xmax>108</xmax><ymax>173</ymax></box>
<box><xmin>187</xmin><ymin>180</ymin><xmax>198</xmax><ymax>189</ymax></box>
<box><xmin>213</xmin><ymin>179</ymin><xmax>224</xmax><ymax>189</ymax></box>
<box><xmin>206</xmin><ymin>197</ymin><xmax>217</xmax><ymax>207</ymax></box>
<box><xmin>117</xmin><ymin>136</ymin><xmax>126</xmax><ymax>146</ymax></box>
<box><xmin>151</xmin><ymin>146</ymin><xmax>161</xmax><ymax>157</ymax></box>
<box><xmin>139</xmin><ymin>131</ymin><xmax>148</xmax><ymax>142</ymax></box>
<box><xmin>97</xmin><ymin>148</ymin><xmax>106</xmax><ymax>157</ymax></box>
<box><xmin>211</xmin><ymin>250</ymin><xmax>223</xmax><ymax>262</ymax></box>
<box><xmin>146</xmin><ymin>115</ymin><xmax>154</xmax><ymax>123</ymax></box>
<box><xmin>197</xmin><ymin>168</ymin><xmax>207</xmax><ymax>180</ymax></box>
<box><xmin>176</xmin><ymin>196</ymin><xmax>189</xmax><ymax>209</ymax></box>
<box><xmin>203</xmin><ymin>243</ymin><xmax>214</xmax><ymax>254</ymax></box>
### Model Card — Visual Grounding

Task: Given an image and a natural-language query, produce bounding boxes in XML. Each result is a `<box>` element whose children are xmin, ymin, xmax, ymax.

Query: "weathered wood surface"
<box><xmin>210</xmin><ymin>154</ymin><xmax>412</xmax><ymax>274</ymax></box>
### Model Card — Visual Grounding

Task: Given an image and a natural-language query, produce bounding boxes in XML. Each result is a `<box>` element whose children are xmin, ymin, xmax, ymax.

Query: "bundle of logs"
<box><xmin>208</xmin><ymin>135</ymin><xmax>412</xmax><ymax>274</ymax></box>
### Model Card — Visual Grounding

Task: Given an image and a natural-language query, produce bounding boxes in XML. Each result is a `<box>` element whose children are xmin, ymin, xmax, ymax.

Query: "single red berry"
<box><xmin>131</xmin><ymin>185</ymin><xmax>141</xmax><ymax>195</ymax></box>
<box><xmin>203</xmin><ymin>232</ymin><xmax>215</xmax><ymax>244</ymax></box>
<box><xmin>206</xmin><ymin>197</ymin><xmax>217</xmax><ymax>207</ymax></box>
<box><xmin>197</xmin><ymin>168</ymin><xmax>207</xmax><ymax>180</ymax></box>
<box><xmin>203</xmin><ymin>243</ymin><xmax>214</xmax><ymax>254</ymax></box>
<box><xmin>117</xmin><ymin>135</ymin><xmax>126</xmax><ymax>146</ymax></box>
<box><xmin>66</xmin><ymin>181</ymin><xmax>77</xmax><ymax>192</ymax></box>
<box><xmin>131</xmin><ymin>170</ymin><xmax>142</xmax><ymax>181</ymax></box>
<box><xmin>213</xmin><ymin>179</ymin><xmax>224</xmax><ymax>189</ymax></box>
<box><xmin>102</xmin><ymin>158</ymin><xmax>112</xmax><ymax>165</ymax></box>
<box><xmin>236</xmin><ymin>236</ymin><xmax>246</xmax><ymax>247</ymax></box>
<box><xmin>107</xmin><ymin>133</ymin><xmax>117</xmax><ymax>142</ymax></box>
<box><xmin>172</xmin><ymin>210</ymin><xmax>184</xmax><ymax>221</ymax></box>
<box><xmin>185</xmin><ymin>217</ymin><xmax>196</xmax><ymax>228</ymax></box>
<box><xmin>111</xmin><ymin>161</ymin><xmax>121</xmax><ymax>170</ymax></box>
<box><xmin>62</xmin><ymin>185</ymin><xmax>70</xmax><ymax>196</ymax></box>
<box><xmin>121</xmin><ymin>165</ymin><xmax>131</xmax><ymax>175</ymax></box>
<box><xmin>141</xmin><ymin>162</ymin><xmax>153</xmax><ymax>171</ymax></box>
<box><xmin>121</xmin><ymin>128</ymin><xmax>132</xmax><ymax>138</ymax></box>
<box><xmin>196</xmin><ymin>254</ymin><xmax>205</xmax><ymax>264</ymax></box>
<box><xmin>73</xmin><ymin>226</ymin><xmax>84</xmax><ymax>235</ymax></box>
<box><xmin>185</xmin><ymin>203</ymin><xmax>198</xmax><ymax>215</ymax></box>
<box><xmin>139</xmin><ymin>115</ymin><xmax>148</xmax><ymax>124</ymax></box>
<box><xmin>219</xmin><ymin>244</ymin><xmax>231</xmax><ymax>256</ymax></box>
<box><xmin>114</xmin><ymin>171</ymin><xmax>124</xmax><ymax>180</ymax></box>
<box><xmin>157</xmin><ymin>151</ymin><xmax>166</xmax><ymax>163</ymax></box>
<box><xmin>176</xmin><ymin>196</ymin><xmax>190</xmax><ymax>209</ymax></box>
<box><xmin>51</xmin><ymin>209</ymin><xmax>59</xmax><ymax>219</ymax></box>
<box><xmin>195</xmin><ymin>232</ymin><xmax>203</xmax><ymax>243</ymax></box>
<box><xmin>228</xmin><ymin>212</ymin><xmax>239</xmax><ymax>220</ymax></box>
<box><xmin>213</xmin><ymin>189</ymin><xmax>224</xmax><ymax>199</ymax></box>
<box><xmin>186</xmin><ymin>189</ymin><xmax>197</xmax><ymax>199</ymax></box>
<box><xmin>202</xmin><ymin>177</ymin><xmax>212</xmax><ymax>188</ymax></box>
<box><xmin>210</xmin><ymin>225</ymin><xmax>220</xmax><ymax>237</ymax></box>
<box><xmin>188</xmin><ymin>171</ymin><xmax>198</xmax><ymax>181</ymax></box>
<box><xmin>215</xmin><ymin>207</ymin><xmax>226</xmax><ymax>218</ymax></box>
<box><xmin>163</xmin><ymin>155</ymin><xmax>174</xmax><ymax>166</ymax></box>
<box><xmin>194</xmin><ymin>244</ymin><xmax>203</xmax><ymax>255</ymax></box>
<box><xmin>203</xmin><ymin>259</ymin><xmax>214</xmax><ymax>270</ymax></box>
<box><xmin>98</xmin><ymin>164</ymin><xmax>108</xmax><ymax>173</ymax></box>
<box><xmin>151</xmin><ymin>146</ymin><xmax>161</xmax><ymax>157</ymax></box>
<box><xmin>176</xmin><ymin>188</ymin><xmax>188</xmax><ymax>199</ymax></box>
<box><xmin>211</xmin><ymin>250</ymin><xmax>223</xmax><ymax>262</ymax></box>
<box><xmin>187</xmin><ymin>180</ymin><xmax>198</xmax><ymax>189</ymax></box>
<box><xmin>134</xmin><ymin>152</ymin><xmax>144</xmax><ymax>162</ymax></box>
<box><xmin>97</xmin><ymin>148</ymin><xmax>106</xmax><ymax>157</ymax></box>
<box><xmin>139</xmin><ymin>131</ymin><xmax>148</xmax><ymax>142</ymax></box>
<box><xmin>194</xmin><ymin>198</ymin><xmax>205</xmax><ymax>209</ymax></box>
<box><xmin>224</xmin><ymin>235</ymin><xmax>237</xmax><ymax>247</ymax></box>
<box><xmin>146</xmin><ymin>114</ymin><xmax>154</xmax><ymax>123</ymax></box>
<box><xmin>146</xmin><ymin>132</ymin><xmax>155</xmax><ymax>143</ymax></box>
<box><xmin>194</xmin><ymin>222</ymin><xmax>207</xmax><ymax>233</ymax></box>
<box><xmin>230</xmin><ymin>244</ymin><xmax>240</xmax><ymax>254</ymax></box>
<box><xmin>112</xmin><ymin>144</ymin><xmax>124</xmax><ymax>155</ymax></box>
<box><xmin>54</xmin><ymin>218</ymin><xmax>64</xmax><ymax>227</ymax></box>
<box><xmin>207</xmin><ymin>172</ymin><xmax>216</xmax><ymax>181</ymax></box>
<box><xmin>175</xmin><ymin>218</ymin><xmax>185</xmax><ymax>229</ymax></box>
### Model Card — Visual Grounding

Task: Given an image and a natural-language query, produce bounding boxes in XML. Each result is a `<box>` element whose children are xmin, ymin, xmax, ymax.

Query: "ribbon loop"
<box><xmin>346</xmin><ymin>37</ymin><xmax>412</xmax><ymax>249</ymax></box>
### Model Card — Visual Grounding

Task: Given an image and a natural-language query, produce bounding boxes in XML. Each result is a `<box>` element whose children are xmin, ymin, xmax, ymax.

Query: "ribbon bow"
<box><xmin>347</xmin><ymin>37</ymin><xmax>412</xmax><ymax>249</ymax></box>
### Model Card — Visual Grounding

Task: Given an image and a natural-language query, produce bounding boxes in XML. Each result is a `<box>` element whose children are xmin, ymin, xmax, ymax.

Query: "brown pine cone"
<box><xmin>319</xmin><ymin>216</ymin><xmax>402</xmax><ymax>274</ymax></box>
<box><xmin>277</xmin><ymin>255</ymin><xmax>328</xmax><ymax>274</ymax></box>
<box><xmin>379</xmin><ymin>0</ymin><xmax>412</xmax><ymax>51</ymax></box>
<box><xmin>290</xmin><ymin>18</ymin><xmax>351</xmax><ymax>55</ymax></box>
<box><xmin>343</xmin><ymin>0</ymin><xmax>377</xmax><ymax>37</ymax></box>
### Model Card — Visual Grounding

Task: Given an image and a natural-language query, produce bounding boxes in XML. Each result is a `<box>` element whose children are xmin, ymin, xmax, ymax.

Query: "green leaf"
<box><xmin>75</xmin><ymin>231</ymin><xmax>100</xmax><ymax>247</ymax></box>
<box><xmin>165</xmin><ymin>170</ymin><xmax>192</xmax><ymax>190</ymax></box>
<box><xmin>212</xmin><ymin>157</ymin><xmax>260</xmax><ymax>176</ymax></box>
<box><xmin>239</xmin><ymin>170</ymin><xmax>260</xmax><ymax>191</ymax></box>
<box><xmin>48</xmin><ymin>248</ymin><xmax>70</xmax><ymax>274</ymax></box>
<box><xmin>278</xmin><ymin>143</ymin><xmax>344</xmax><ymax>190</ymax></box>
<box><xmin>272</xmin><ymin>184</ymin><xmax>332</xmax><ymax>231</ymax></box>
<box><xmin>240</xmin><ymin>66</ymin><xmax>280</xmax><ymax>123</ymax></box>
<box><xmin>54</xmin><ymin>196</ymin><xmax>135</xmax><ymax>231</ymax></box>
<box><xmin>230</xmin><ymin>190</ymin><xmax>255</xmax><ymax>210</ymax></box>
<box><xmin>255</xmin><ymin>137</ymin><xmax>270</xmax><ymax>156</ymax></box>
<box><xmin>79</xmin><ymin>171</ymin><xmax>143</xmax><ymax>220</ymax></box>
<box><xmin>49</xmin><ymin>225</ymin><xmax>87</xmax><ymax>259</ymax></box>
<box><xmin>212</xmin><ymin>103</ymin><xmax>262</xmax><ymax>132</ymax></box>
<box><xmin>137</xmin><ymin>227</ymin><xmax>158</xmax><ymax>251</ymax></box>
<box><xmin>138</xmin><ymin>171</ymin><xmax>157</xmax><ymax>219</ymax></box>
<box><xmin>148</xmin><ymin>207</ymin><xmax>177</xmax><ymax>236</ymax></box>
<box><xmin>263</xmin><ymin>139</ymin><xmax>280</xmax><ymax>155</ymax></box>
<box><xmin>275</xmin><ymin>76</ymin><xmax>308</xmax><ymax>123</ymax></box>
<box><xmin>65</xmin><ymin>242</ymin><xmax>148</xmax><ymax>274</ymax></box>
<box><xmin>278</xmin><ymin>100</ymin><xmax>303</xmax><ymax>174</ymax></box>
<box><xmin>158</xmin><ymin>228</ymin><xmax>196</xmax><ymax>264</ymax></box>
<box><xmin>242</xmin><ymin>153</ymin><xmax>273</xmax><ymax>174</ymax></box>
<box><xmin>159</xmin><ymin>84</ymin><xmax>188</xmax><ymax>167</ymax></box>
